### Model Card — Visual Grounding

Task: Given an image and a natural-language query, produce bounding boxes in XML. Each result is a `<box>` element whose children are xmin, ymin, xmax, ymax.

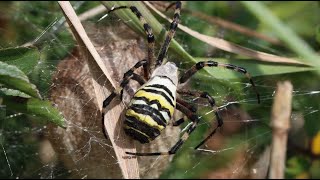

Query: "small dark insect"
<box><xmin>102</xmin><ymin>1</ymin><xmax>260</xmax><ymax>156</ymax></box>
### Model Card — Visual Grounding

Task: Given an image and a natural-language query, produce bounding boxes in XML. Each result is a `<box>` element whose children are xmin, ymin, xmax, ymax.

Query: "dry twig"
<box><xmin>269</xmin><ymin>81</ymin><xmax>292</xmax><ymax>179</ymax></box>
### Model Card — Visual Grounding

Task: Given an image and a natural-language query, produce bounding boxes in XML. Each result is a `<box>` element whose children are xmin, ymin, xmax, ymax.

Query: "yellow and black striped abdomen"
<box><xmin>124</xmin><ymin>76</ymin><xmax>177</xmax><ymax>144</ymax></box>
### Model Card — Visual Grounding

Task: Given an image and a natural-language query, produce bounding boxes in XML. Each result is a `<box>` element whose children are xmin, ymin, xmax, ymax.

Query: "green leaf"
<box><xmin>0</xmin><ymin>88</ymin><xmax>31</xmax><ymax>98</ymax></box>
<box><xmin>194</xmin><ymin>57</ymin><xmax>314</xmax><ymax>79</ymax></box>
<box><xmin>1</xmin><ymin>95</ymin><xmax>66</xmax><ymax>128</ymax></box>
<box><xmin>0</xmin><ymin>47</ymin><xmax>40</xmax><ymax>75</ymax></box>
<box><xmin>0</xmin><ymin>61</ymin><xmax>41</xmax><ymax>98</ymax></box>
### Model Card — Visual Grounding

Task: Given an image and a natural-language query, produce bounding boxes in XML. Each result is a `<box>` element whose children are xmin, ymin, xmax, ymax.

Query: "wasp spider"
<box><xmin>102</xmin><ymin>1</ymin><xmax>260</xmax><ymax>156</ymax></box>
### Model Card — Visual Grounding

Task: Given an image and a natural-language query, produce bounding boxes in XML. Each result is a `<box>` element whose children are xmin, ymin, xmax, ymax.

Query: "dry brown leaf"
<box><xmin>58</xmin><ymin>1</ymin><xmax>139</xmax><ymax>179</ymax></box>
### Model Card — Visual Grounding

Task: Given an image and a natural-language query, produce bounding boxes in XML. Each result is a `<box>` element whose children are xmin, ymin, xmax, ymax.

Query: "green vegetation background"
<box><xmin>0</xmin><ymin>1</ymin><xmax>319</xmax><ymax>179</ymax></box>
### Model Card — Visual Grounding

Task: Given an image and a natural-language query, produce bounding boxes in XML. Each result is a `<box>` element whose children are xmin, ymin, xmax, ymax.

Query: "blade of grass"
<box><xmin>100</xmin><ymin>2</ymin><xmax>316</xmax><ymax>79</ymax></box>
<box><xmin>153</xmin><ymin>1</ymin><xmax>282</xmax><ymax>46</ymax></box>
<box><xmin>144</xmin><ymin>1</ymin><xmax>307</xmax><ymax>66</ymax></box>
<box><xmin>241</xmin><ymin>1</ymin><xmax>320</xmax><ymax>69</ymax></box>
<box><xmin>189</xmin><ymin>9</ymin><xmax>282</xmax><ymax>45</ymax></box>
<box><xmin>102</xmin><ymin>1</ymin><xmax>305</xmax><ymax>81</ymax></box>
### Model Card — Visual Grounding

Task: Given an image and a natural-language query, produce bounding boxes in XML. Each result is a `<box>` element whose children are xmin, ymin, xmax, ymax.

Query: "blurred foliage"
<box><xmin>0</xmin><ymin>46</ymin><xmax>65</xmax><ymax>126</ymax></box>
<box><xmin>0</xmin><ymin>1</ymin><xmax>319</xmax><ymax>179</ymax></box>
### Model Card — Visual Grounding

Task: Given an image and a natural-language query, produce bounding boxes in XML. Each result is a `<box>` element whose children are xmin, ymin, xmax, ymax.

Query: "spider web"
<box><xmin>0</xmin><ymin>1</ymin><xmax>319</xmax><ymax>179</ymax></box>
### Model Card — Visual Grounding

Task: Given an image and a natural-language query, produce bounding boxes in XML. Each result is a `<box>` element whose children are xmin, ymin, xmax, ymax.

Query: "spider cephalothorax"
<box><xmin>102</xmin><ymin>1</ymin><xmax>260</xmax><ymax>156</ymax></box>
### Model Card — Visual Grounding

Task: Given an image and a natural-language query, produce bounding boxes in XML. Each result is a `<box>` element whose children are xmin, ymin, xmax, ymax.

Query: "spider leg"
<box><xmin>177</xmin><ymin>89</ymin><xmax>222</xmax><ymax>125</ymax></box>
<box><xmin>194</xmin><ymin>125</ymin><xmax>220</xmax><ymax>150</ymax></box>
<box><xmin>172</xmin><ymin>98</ymin><xmax>197</xmax><ymax>126</ymax></box>
<box><xmin>106</xmin><ymin>5</ymin><xmax>155</xmax><ymax>78</ymax></box>
<box><xmin>102</xmin><ymin>60</ymin><xmax>147</xmax><ymax>137</ymax></box>
<box><xmin>156</xmin><ymin>1</ymin><xmax>181</xmax><ymax>66</ymax></box>
<box><xmin>102</xmin><ymin>59</ymin><xmax>147</xmax><ymax>111</ymax></box>
<box><xmin>177</xmin><ymin>97</ymin><xmax>197</xmax><ymax>113</ymax></box>
<box><xmin>102</xmin><ymin>72</ymin><xmax>145</xmax><ymax>139</ymax></box>
<box><xmin>177</xmin><ymin>89</ymin><xmax>223</xmax><ymax>149</ymax></box>
<box><xmin>172</xmin><ymin>117</ymin><xmax>185</xmax><ymax>126</ymax></box>
<box><xmin>125</xmin><ymin>101</ymin><xmax>200</xmax><ymax>156</ymax></box>
<box><xmin>179</xmin><ymin>61</ymin><xmax>260</xmax><ymax>104</ymax></box>
<box><xmin>165</xmin><ymin>2</ymin><xmax>178</xmax><ymax>12</ymax></box>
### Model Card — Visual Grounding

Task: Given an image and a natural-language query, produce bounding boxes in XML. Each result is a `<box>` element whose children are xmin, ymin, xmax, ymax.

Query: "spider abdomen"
<box><xmin>124</xmin><ymin>63</ymin><xmax>178</xmax><ymax>143</ymax></box>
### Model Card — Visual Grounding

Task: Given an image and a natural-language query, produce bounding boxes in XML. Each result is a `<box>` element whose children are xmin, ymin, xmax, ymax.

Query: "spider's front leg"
<box><xmin>156</xmin><ymin>1</ymin><xmax>181</xmax><ymax>66</ymax></box>
<box><xmin>105</xmin><ymin>5</ymin><xmax>155</xmax><ymax>78</ymax></box>
<box><xmin>102</xmin><ymin>59</ymin><xmax>147</xmax><ymax>112</ymax></box>
<box><xmin>179</xmin><ymin>61</ymin><xmax>260</xmax><ymax>104</ymax></box>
